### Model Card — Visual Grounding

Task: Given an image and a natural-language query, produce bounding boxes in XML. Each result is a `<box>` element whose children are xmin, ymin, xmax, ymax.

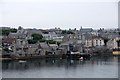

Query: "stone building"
<box><xmin>49</xmin><ymin>44</ymin><xmax>58</xmax><ymax>50</ymax></box>
<box><xmin>38</xmin><ymin>42</ymin><xmax>50</xmax><ymax>55</ymax></box>
<box><xmin>9</xmin><ymin>26</ymin><xmax>32</xmax><ymax>39</ymax></box>
<box><xmin>107</xmin><ymin>37</ymin><xmax>120</xmax><ymax>49</ymax></box>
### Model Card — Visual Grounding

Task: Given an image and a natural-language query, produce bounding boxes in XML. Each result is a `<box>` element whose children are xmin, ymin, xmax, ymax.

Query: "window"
<box><xmin>87</xmin><ymin>40</ymin><xmax>89</xmax><ymax>46</ymax></box>
<box><xmin>100</xmin><ymin>40</ymin><xmax>101</xmax><ymax>46</ymax></box>
<box><xmin>96</xmin><ymin>40</ymin><xmax>98</xmax><ymax>46</ymax></box>
<box><xmin>21</xmin><ymin>41</ymin><xmax>23</xmax><ymax>45</ymax></box>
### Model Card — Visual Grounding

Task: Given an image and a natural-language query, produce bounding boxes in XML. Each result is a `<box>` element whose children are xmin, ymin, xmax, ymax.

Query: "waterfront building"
<box><xmin>27</xmin><ymin>44</ymin><xmax>39</xmax><ymax>55</ymax></box>
<box><xmin>107</xmin><ymin>39</ymin><xmax>114</xmax><ymax>49</ymax></box>
<box><xmin>85</xmin><ymin>36</ymin><xmax>104</xmax><ymax>47</ymax></box>
<box><xmin>2</xmin><ymin>36</ymin><xmax>15</xmax><ymax>47</ymax></box>
<box><xmin>49</xmin><ymin>44</ymin><xmax>58</xmax><ymax>50</ymax></box>
<box><xmin>12</xmin><ymin>39</ymin><xmax>28</xmax><ymax>56</ymax></box>
<box><xmin>108</xmin><ymin>37</ymin><xmax>120</xmax><ymax>49</ymax></box>
<box><xmin>38</xmin><ymin>42</ymin><xmax>50</xmax><ymax>55</ymax></box>
<box><xmin>60</xmin><ymin>42</ymin><xmax>70</xmax><ymax>54</ymax></box>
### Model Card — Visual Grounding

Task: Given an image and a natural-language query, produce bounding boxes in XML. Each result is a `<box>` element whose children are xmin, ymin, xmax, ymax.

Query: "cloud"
<box><xmin>1</xmin><ymin>0</ymin><xmax>118</xmax><ymax>29</ymax></box>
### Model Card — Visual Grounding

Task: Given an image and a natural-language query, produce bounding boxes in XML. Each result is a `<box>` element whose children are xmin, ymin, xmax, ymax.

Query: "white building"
<box><xmin>85</xmin><ymin>36</ymin><xmax>104</xmax><ymax>47</ymax></box>
<box><xmin>42</xmin><ymin>32</ymin><xmax>63</xmax><ymax>42</ymax></box>
<box><xmin>42</xmin><ymin>32</ymin><xmax>57</xmax><ymax>40</ymax></box>
<box><xmin>107</xmin><ymin>37</ymin><xmax>120</xmax><ymax>49</ymax></box>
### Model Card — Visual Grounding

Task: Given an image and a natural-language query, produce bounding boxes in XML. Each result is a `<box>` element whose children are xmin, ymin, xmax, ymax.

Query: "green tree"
<box><xmin>118</xmin><ymin>32</ymin><xmax>120</xmax><ymax>35</ymax></box>
<box><xmin>2</xmin><ymin>29</ymin><xmax>17</xmax><ymax>36</ymax></box>
<box><xmin>117</xmin><ymin>40</ymin><xmax>120</xmax><ymax>48</ymax></box>
<box><xmin>62</xmin><ymin>30</ymin><xmax>74</xmax><ymax>34</ymax></box>
<box><xmin>66</xmin><ymin>31</ymin><xmax>74</xmax><ymax>34</ymax></box>
<box><xmin>10</xmin><ymin>29</ymin><xmax>17</xmax><ymax>33</ymax></box>
<box><xmin>32</xmin><ymin>33</ymin><xmax>43</xmax><ymax>40</ymax></box>
<box><xmin>49</xmin><ymin>41</ymin><xmax>56</xmax><ymax>44</ymax></box>
<box><xmin>62</xmin><ymin>30</ymin><xmax>67</xmax><ymax>34</ymax></box>
<box><xmin>43</xmin><ymin>32</ymin><xmax>49</xmax><ymax>34</ymax></box>
<box><xmin>104</xmin><ymin>38</ymin><xmax>109</xmax><ymax>46</ymax></box>
<box><xmin>2</xmin><ymin>30</ymin><xmax>10</xmax><ymax>36</ymax></box>
<box><xmin>28</xmin><ymin>39</ymin><xmax>37</xmax><ymax>44</ymax></box>
<box><xmin>57</xmin><ymin>42</ymin><xmax>61</xmax><ymax>46</ymax></box>
<box><xmin>3</xmin><ymin>48</ymin><xmax>9</xmax><ymax>53</ymax></box>
<box><xmin>39</xmin><ymin>39</ymin><xmax>46</xmax><ymax>42</ymax></box>
<box><xmin>46</xmin><ymin>40</ymin><xmax>56</xmax><ymax>44</ymax></box>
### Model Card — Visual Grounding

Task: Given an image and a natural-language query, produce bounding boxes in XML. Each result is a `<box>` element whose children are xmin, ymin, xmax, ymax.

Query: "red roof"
<box><xmin>92</xmin><ymin>36</ymin><xmax>104</xmax><ymax>39</ymax></box>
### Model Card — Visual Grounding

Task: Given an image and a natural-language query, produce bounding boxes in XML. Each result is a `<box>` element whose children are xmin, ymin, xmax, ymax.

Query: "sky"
<box><xmin>0</xmin><ymin>0</ymin><xmax>119</xmax><ymax>29</ymax></box>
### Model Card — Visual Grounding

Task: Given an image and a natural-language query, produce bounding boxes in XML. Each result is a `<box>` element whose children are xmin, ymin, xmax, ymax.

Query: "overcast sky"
<box><xmin>0</xmin><ymin>0</ymin><xmax>119</xmax><ymax>29</ymax></box>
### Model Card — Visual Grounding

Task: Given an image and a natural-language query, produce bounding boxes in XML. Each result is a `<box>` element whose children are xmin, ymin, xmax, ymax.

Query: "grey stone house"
<box><xmin>38</xmin><ymin>42</ymin><xmax>50</xmax><ymax>55</ymax></box>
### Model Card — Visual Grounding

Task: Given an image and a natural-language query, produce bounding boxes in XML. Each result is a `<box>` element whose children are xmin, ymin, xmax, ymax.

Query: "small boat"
<box><xmin>80</xmin><ymin>57</ymin><xmax>83</xmax><ymax>60</ymax></box>
<box><xmin>71</xmin><ymin>52</ymin><xmax>80</xmax><ymax>54</ymax></box>
<box><xmin>18</xmin><ymin>60</ymin><xmax>26</xmax><ymax>63</ymax></box>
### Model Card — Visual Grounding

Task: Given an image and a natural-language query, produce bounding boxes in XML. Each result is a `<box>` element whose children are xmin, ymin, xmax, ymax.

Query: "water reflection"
<box><xmin>2</xmin><ymin>56</ymin><xmax>118</xmax><ymax>78</ymax></box>
<box><xmin>2</xmin><ymin>56</ymin><xmax>117</xmax><ymax>70</ymax></box>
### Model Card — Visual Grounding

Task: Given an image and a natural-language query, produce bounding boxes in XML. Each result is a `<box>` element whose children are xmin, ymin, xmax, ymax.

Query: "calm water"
<box><xmin>2</xmin><ymin>56</ymin><xmax>118</xmax><ymax>78</ymax></box>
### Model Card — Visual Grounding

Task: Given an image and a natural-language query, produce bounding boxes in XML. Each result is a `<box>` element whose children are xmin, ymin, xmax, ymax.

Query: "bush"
<box><xmin>104</xmin><ymin>38</ymin><xmax>109</xmax><ymax>46</ymax></box>
<box><xmin>28</xmin><ymin>39</ymin><xmax>37</xmax><ymax>44</ymax></box>
<box><xmin>3</xmin><ymin>48</ymin><xmax>9</xmax><ymax>53</ymax></box>
<box><xmin>2</xmin><ymin>30</ymin><xmax>10</xmax><ymax>36</ymax></box>
<box><xmin>66</xmin><ymin>31</ymin><xmax>74</xmax><ymax>34</ymax></box>
<box><xmin>32</xmin><ymin>33</ymin><xmax>43</xmax><ymax>40</ymax></box>
<box><xmin>62</xmin><ymin>30</ymin><xmax>74</xmax><ymax>34</ymax></box>
<box><xmin>57</xmin><ymin>42</ymin><xmax>61</xmax><ymax>46</ymax></box>
<box><xmin>62</xmin><ymin>30</ymin><xmax>67</xmax><ymax>34</ymax></box>
<box><xmin>2</xmin><ymin>29</ymin><xmax>17</xmax><ymax>36</ymax></box>
<box><xmin>39</xmin><ymin>39</ymin><xmax>46</xmax><ymax>42</ymax></box>
<box><xmin>10</xmin><ymin>29</ymin><xmax>17</xmax><ymax>33</ymax></box>
<box><xmin>118</xmin><ymin>32</ymin><xmax>120</xmax><ymax>35</ymax></box>
<box><xmin>43</xmin><ymin>32</ymin><xmax>49</xmax><ymax>34</ymax></box>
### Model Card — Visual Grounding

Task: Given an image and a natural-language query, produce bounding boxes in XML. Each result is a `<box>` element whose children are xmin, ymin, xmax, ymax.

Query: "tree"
<box><xmin>104</xmin><ymin>38</ymin><xmax>109</xmax><ymax>46</ymax></box>
<box><xmin>2</xmin><ymin>30</ymin><xmax>10</xmax><ymax>36</ymax></box>
<box><xmin>43</xmin><ymin>32</ymin><xmax>49</xmax><ymax>34</ymax></box>
<box><xmin>62</xmin><ymin>30</ymin><xmax>74</xmax><ymax>34</ymax></box>
<box><xmin>118</xmin><ymin>32</ymin><xmax>120</xmax><ymax>35</ymax></box>
<box><xmin>57</xmin><ymin>42</ymin><xmax>61</xmax><ymax>46</ymax></box>
<box><xmin>46</xmin><ymin>40</ymin><xmax>56</xmax><ymax>44</ymax></box>
<box><xmin>10</xmin><ymin>29</ymin><xmax>17</xmax><ymax>33</ymax></box>
<box><xmin>66</xmin><ymin>31</ymin><xmax>74</xmax><ymax>34</ymax></box>
<box><xmin>32</xmin><ymin>33</ymin><xmax>43</xmax><ymax>40</ymax></box>
<box><xmin>117</xmin><ymin>40</ymin><xmax>120</xmax><ymax>48</ymax></box>
<box><xmin>2</xmin><ymin>29</ymin><xmax>17</xmax><ymax>36</ymax></box>
<box><xmin>3</xmin><ymin>48</ymin><xmax>9</xmax><ymax>53</ymax></box>
<box><xmin>28</xmin><ymin>39</ymin><xmax>37</xmax><ymax>44</ymax></box>
<box><xmin>62</xmin><ymin>30</ymin><xmax>67</xmax><ymax>34</ymax></box>
<box><xmin>39</xmin><ymin>39</ymin><xmax>46</xmax><ymax>42</ymax></box>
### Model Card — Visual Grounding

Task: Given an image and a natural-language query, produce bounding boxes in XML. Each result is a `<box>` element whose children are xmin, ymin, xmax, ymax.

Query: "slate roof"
<box><xmin>39</xmin><ymin>42</ymin><xmax>49</xmax><ymax>48</ymax></box>
<box><xmin>28</xmin><ymin>44</ymin><xmax>38</xmax><ymax>48</ymax></box>
<box><xmin>60</xmin><ymin>42</ymin><xmax>73</xmax><ymax>46</ymax></box>
<box><xmin>49</xmin><ymin>44</ymin><xmax>58</xmax><ymax>47</ymax></box>
<box><xmin>107</xmin><ymin>39</ymin><xmax>114</xmax><ymax>43</ymax></box>
<box><xmin>80</xmin><ymin>28</ymin><xmax>93</xmax><ymax>33</ymax></box>
<box><xmin>83</xmin><ymin>34</ymin><xmax>93</xmax><ymax>40</ymax></box>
